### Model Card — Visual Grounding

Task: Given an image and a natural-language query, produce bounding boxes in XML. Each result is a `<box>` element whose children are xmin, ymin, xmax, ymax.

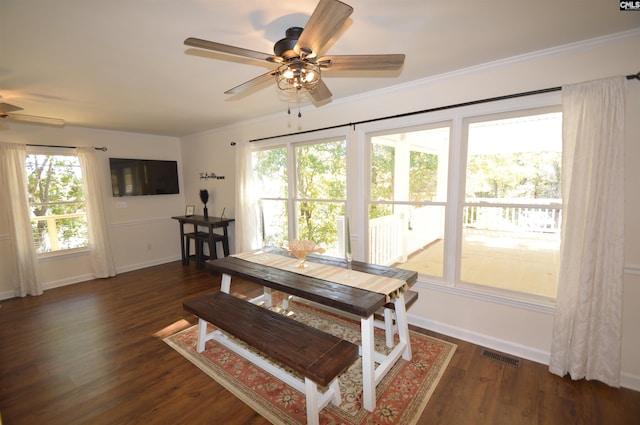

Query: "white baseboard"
<box><xmin>408</xmin><ymin>313</ymin><xmax>550</xmax><ymax>365</ymax></box>
<box><xmin>0</xmin><ymin>289</ymin><xmax>16</xmax><ymax>301</ymax></box>
<box><xmin>43</xmin><ymin>273</ymin><xmax>96</xmax><ymax>291</ymax></box>
<box><xmin>620</xmin><ymin>372</ymin><xmax>640</xmax><ymax>392</ymax></box>
<box><xmin>0</xmin><ymin>256</ymin><xmax>182</xmax><ymax>301</ymax></box>
<box><xmin>408</xmin><ymin>314</ymin><xmax>640</xmax><ymax>392</ymax></box>
<box><xmin>115</xmin><ymin>255</ymin><xmax>181</xmax><ymax>274</ymax></box>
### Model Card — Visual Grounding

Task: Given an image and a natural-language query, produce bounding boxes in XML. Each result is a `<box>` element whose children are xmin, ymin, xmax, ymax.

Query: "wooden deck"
<box><xmin>394</xmin><ymin>228</ymin><xmax>560</xmax><ymax>298</ymax></box>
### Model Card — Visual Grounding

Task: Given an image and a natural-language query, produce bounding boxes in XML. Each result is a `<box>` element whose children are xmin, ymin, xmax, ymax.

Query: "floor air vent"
<box><xmin>481</xmin><ymin>349</ymin><xmax>521</xmax><ymax>367</ymax></box>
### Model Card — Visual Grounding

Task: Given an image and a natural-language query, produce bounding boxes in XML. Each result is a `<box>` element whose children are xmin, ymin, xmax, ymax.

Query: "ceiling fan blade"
<box><xmin>225</xmin><ymin>70</ymin><xmax>278</xmax><ymax>95</ymax></box>
<box><xmin>318</xmin><ymin>54</ymin><xmax>405</xmax><ymax>71</ymax></box>
<box><xmin>3</xmin><ymin>113</ymin><xmax>65</xmax><ymax>126</ymax></box>
<box><xmin>0</xmin><ymin>102</ymin><xmax>24</xmax><ymax>113</ymax></box>
<box><xmin>309</xmin><ymin>79</ymin><xmax>332</xmax><ymax>103</ymax></box>
<box><xmin>295</xmin><ymin>0</ymin><xmax>353</xmax><ymax>58</ymax></box>
<box><xmin>185</xmin><ymin>37</ymin><xmax>275</xmax><ymax>62</ymax></box>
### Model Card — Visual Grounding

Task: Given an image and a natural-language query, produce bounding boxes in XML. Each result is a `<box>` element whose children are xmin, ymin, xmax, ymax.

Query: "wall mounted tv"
<box><xmin>109</xmin><ymin>158</ymin><xmax>179</xmax><ymax>196</ymax></box>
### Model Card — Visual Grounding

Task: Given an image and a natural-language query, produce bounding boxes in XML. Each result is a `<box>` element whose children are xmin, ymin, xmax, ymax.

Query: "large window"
<box><xmin>253</xmin><ymin>138</ymin><xmax>347</xmax><ymax>257</ymax></box>
<box><xmin>25</xmin><ymin>152</ymin><xmax>88</xmax><ymax>254</ymax></box>
<box><xmin>366</xmin><ymin>108</ymin><xmax>562</xmax><ymax>299</ymax></box>
<box><xmin>368</xmin><ymin>125</ymin><xmax>450</xmax><ymax>276</ymax></box>
<box><xmin>251</xmin><ymin>100</ymin><xmax>562</xmax><ymax>302</ymax></box>
<box><xmin>461</xmin><ymin>110</ymin><xmax>562</xmax><ymax>297</ymax></box>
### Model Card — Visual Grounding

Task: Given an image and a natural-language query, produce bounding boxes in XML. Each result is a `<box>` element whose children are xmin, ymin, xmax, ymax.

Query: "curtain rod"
<box><xmin>248</xmin><ymin>71</ymin><xmax>640</xmax><ymax>143</ymax></box>
<box><xmin>26</xmin><ymin>144</ymin><xmax>107</xmax><ymax>151</ymax></box>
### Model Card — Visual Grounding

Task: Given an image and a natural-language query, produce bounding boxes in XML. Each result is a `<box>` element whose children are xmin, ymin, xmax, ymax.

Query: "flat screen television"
<box><xmin>109</xmin><ymin>158</ymin><xmax>179</xmax><ymax>196</ymax></box>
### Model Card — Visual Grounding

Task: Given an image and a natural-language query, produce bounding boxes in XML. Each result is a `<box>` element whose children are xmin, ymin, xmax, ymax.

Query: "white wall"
<box><xmin>0</xmin><ymin>125</ymin><xmax>185</xmax><ymax>297</ymax></box>
<box><xmin>1</xmin><ymin>30</ymin><xmax>637</xmax><ymax>390</ymax></box>
<box><xmin>180</xmin><ymin>30</ymin><xmax>640</xmax><ymax>389</ymax></box>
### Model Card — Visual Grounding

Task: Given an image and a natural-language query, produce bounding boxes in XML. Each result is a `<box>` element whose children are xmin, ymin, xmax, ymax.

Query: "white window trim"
<box><xmin>253</xmin><ymin>91</ymin><xmax>563</xmax><ymax>309</ymax></box>
<box><xmin>358</xmin><ymin>91</ymin><xmax>562</xmax><ymax>309</ymax></box>
<box><xmin>25</xmin><ymin>146</ymin><xmax>90</xmax><ymax>256</ymax></box>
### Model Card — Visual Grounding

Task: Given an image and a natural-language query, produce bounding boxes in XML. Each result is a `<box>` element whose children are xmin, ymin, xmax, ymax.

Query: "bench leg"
<box><xmin>281</xmin><ymin>293</ymin><xmax>292</xmax><ymax>309</ymax></box>
<box><xmin>263</xmin><ymin>287</ymin><xmax>272</xmax><ymax>307</ymax></box>
<box><xmin>196</xmin><ymin>318</ymin><xmax>208</xmax><ymax>353</ymax></box>
<box><xmin>220</xmin><ymin>273</ymin><xmax>232</xmax><ymax>293</ymax></box>
<box><xmin>304</xmin><ymin>378</ymin><xmax>320</xmax><ymax>425</ymax></box>
<box><xmin>328</xmin><ymin>379</ymin><xmax>341</xmax><ymax>406</ymax></box>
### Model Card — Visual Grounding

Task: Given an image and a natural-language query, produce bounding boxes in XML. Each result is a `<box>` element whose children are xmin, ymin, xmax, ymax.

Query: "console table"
<box><xmin>171</xmin><ymin>215</ymin><xmax>235</xmax><ymax>267</ymax></box>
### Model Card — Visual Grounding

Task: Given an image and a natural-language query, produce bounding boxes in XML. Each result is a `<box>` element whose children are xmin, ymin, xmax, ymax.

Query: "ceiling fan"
<box><xmin>0</xmin><ymin>102</ymin><xmax>65</xmax><ymax>126</ymax></box>
<box><xmin>184</xmin><ymin>0</ymin><xmax>405</xmax><ymax>104</ymax></box>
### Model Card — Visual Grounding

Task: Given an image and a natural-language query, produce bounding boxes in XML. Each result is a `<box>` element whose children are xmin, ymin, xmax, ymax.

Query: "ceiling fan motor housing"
<box><xmin>274</xmin><ymin>27</ymin><xmax>305</xmax><ymax>59</ymax></box>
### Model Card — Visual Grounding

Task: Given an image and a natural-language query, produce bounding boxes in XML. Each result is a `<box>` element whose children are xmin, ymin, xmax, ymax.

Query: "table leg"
<box><xmin>208</xmin><ymin>227</ymin><xmax>218</xmax><ymax>260</ymax></box>
<box><xmin>178</xmin><ymin>221</ymin><xmax>187</xmax><ymax>265</ymax></box>
<box><xmin>361</xmin><ymin>315</ymin><xmax>376</xmax><ymax>412</ymax></box>
<box><xmin>393</xmin><ymin>293</ymin><xmax>412</xmax><ymax>360</ymax></box>
<box><xmin>194</xmin><ymin>224</ymin><xmax>203</xmax><ymax>269</ymax></box>
<box><xmin>222</xmin><ymin>226</ymin><xmax>230</xmax><ymax>256</ymax></box>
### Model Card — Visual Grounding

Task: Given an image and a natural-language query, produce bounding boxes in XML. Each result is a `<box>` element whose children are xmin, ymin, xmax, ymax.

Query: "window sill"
<box><xmin>415</xmin><ymin>277</ymin><xmax>556</xmax><ymax>315</ymax></box>
<box><xmin>38</xmin><ymin>247</ymin><xmax>90</xmax><ymax>262</ymax></box>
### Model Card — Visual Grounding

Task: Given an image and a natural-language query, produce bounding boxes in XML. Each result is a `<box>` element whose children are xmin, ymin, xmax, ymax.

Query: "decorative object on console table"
<box><xmin>185</xmin><ymin>205</ymin><xmax>195</xmax><ymax>216</ymax></box>
<box><xmin>199</xmin><ymin>189</ymin><xmax>209</xmax><ymax>219</ymax></box>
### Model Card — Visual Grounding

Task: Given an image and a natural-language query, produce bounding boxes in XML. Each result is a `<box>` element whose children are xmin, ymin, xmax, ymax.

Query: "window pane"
<box><xmin>371</xmin><ymin>127</ymin><xmax>449</xmax><ymax>202</ymax></box>
<box><xmin>369</xmin><ymin>126</ymin><xmax>449</xmax><ymax>277</ymax></box>
<box><xmin>259</xmin><ymin>199</ymin><xmax>288</xmax><ymax>247</ymax></box>
<box><xmin>253</xmin><ymin>148</ymin><xmax>288</xmax><ymax>198</ymax></box>
<box><xmin>295</xmin><ymin>140</ymin><xmax>346</xmax><ymax>200</ymax></box>
<box><xmin>465</xmin><ymin>113</ymin><xmax>562</xmax><ymax>202</ymax></box>
<box><xmin>369</xmin><ymin>205</ymin><xmax>445</xmax><ymax>277</ymax></box>
<box><xmin>371</xmin><ymin>143</ymin><xmax>394</xmax><ymax>201</ymax></box>
<box><xmin>296</xmin><ymin>201</ymin><xmax>345</xmax><ymax>257</ymax></box>
<box><xmin>462</xmin><ymin>112</ymin><xmax>562</xmax><ymax>297</ymax></box>
<box><xmin>26</xmin><ymin>154</ymin><xmax>88</xmax><ymax>254</ymax></box>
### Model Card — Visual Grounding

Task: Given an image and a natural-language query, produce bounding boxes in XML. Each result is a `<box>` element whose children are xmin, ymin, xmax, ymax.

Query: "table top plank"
<box><xmin>206</xmin><ymin>249</ymin><xmax>417</xmax><ymax>317</ymax></box>
<box><xmin>171</xmin><ymin>215</ymin><xmax>235</xmax><ymax>226</ymax></box>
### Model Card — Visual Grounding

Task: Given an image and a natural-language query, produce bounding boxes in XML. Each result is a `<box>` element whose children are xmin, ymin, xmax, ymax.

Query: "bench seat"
<box><xmin>183</xmin><ymin>291</ymin><xmax>359</xmax><ymax>425</ymax></box>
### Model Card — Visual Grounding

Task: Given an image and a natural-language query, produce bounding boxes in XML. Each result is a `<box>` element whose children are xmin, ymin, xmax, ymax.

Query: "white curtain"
<box><xmin>234</xmin><ymin>140</ymin><xmax>261</xmax><ymax>252</ymax></box>
<box><xmin>0</xmin><ymin>142</ymin><xmax>43</xmax><ymax>296</ymax></box>
<box><xmin>549</xmin><ymin>76</ymin><xmax>626</xmax><ymax>387</ymax></box>
<box><xmin>77</xmin><ymin>147</ymin><xmax>117</xmax><ymax>278</ymax></box>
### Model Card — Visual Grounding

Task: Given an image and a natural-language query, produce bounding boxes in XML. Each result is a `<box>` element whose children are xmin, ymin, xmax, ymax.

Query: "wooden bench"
<box><xmin>183</xmin><ymin>291</ymin><xmax>359</xmax><ymax>425</ymax></box>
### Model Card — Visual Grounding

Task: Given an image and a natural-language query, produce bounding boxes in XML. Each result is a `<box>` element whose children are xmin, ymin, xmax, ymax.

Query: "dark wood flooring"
<box><xmin>1</xmin><ymin>261</ymin><xmax>638</xmax><ymax>425</ymax></box>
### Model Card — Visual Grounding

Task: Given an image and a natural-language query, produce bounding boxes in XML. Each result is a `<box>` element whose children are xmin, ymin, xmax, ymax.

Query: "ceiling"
<box><xmin>1</xmin><ymin>1</ymin><xmax>638</xmax><ymax>137</ymax></box>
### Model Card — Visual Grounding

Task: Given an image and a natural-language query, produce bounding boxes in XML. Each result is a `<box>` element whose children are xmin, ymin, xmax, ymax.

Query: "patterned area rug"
<box><xmin>165</xmin><ymin>294</ymin><xmax>456</xmax><ymax>425</ymax></box>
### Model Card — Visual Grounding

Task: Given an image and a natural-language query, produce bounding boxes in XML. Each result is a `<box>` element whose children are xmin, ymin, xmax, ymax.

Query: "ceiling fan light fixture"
<box><xmin>276</xmin><ymin>61</ymin><xmax>321</xmax><ymax>93</ymax></box>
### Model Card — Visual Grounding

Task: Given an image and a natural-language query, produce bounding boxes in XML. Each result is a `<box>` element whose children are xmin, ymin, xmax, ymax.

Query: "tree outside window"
<box><xmin>253</xmin><ymin>139</ymin><xmax>347</xmax><ymax>255</ymax></box>
<box><xmin>25</xmin><ymin>153</ymin><xmax>88</xmax><ymax>253</ymax></box>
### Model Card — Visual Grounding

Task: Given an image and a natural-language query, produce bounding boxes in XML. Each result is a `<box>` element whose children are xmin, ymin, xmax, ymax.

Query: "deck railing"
<box><xmin>30</xmin><ymin>213</ymin><xmax>88</xmax><ymax>252</ymax></box>
<box><xmin>369</xmin><ymin>199</ymin><xmax>561</xmax><ymax>265</ymax></box>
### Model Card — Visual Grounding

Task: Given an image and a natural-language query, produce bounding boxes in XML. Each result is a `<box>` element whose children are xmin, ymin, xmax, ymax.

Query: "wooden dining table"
<box><xmin>205</xmin><ymin>248</ymin><xmax>418</xmax><ymax>412</ymax></box>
